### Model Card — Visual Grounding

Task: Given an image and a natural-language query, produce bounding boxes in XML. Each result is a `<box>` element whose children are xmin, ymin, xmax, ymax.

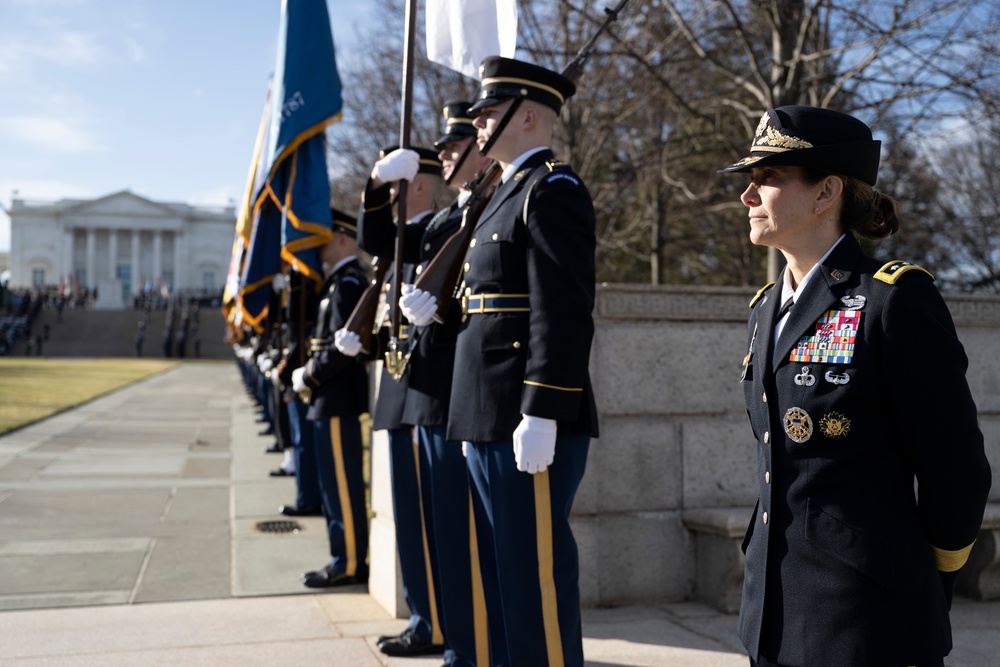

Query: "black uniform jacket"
<box><xmin>399</xmin><ymin>201</ymin><xmax>463</xmax><ymax>427</ymax></box>
<box><xmin>357</xmin><ymin>179</ymin><xmax>430</xmax><ymax>431</ymax></box>
<box><xmin>739</xmin><ymin>234</ymin><xmax>991</xmax><ymax>666</ymax></box>
<box><xmin>278</xmin><ymin>272</ymin><xmax>318</xmax><ymax>401</ymax></box>
<box><xmin>446</xmin><ymin>149</ymin><xmax>599</xmax><ymax>443</ymax></box>
<box><xmin>303</xmin><ymin>258</ymin><xmax>369</xmax><ymax>420</ymax></box>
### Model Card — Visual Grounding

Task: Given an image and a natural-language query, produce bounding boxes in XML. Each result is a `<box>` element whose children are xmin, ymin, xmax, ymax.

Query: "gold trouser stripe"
<box><xmin>413</xmin><ymin>441</ymin><xmax>444</xmax><ymax>645</ymax></box>
<box><xmin>933</xmin><ymin>541</ymin><xmax>976</xmax><ymax>572</ymax></box>
<box><xmin>329</xmin><ymin>417</ymin><xmax>357</xmax><ymax>576</ymax></box>
<box><xmin>469</xmin><ymin>492</ymin><xmax>489</xmax><ymax>667</ymax></box>
<box><xmin>533</xmin><ymin>471</ymin><xmax>564</xmax><ymax>667</ymax></box>
<box><xmin>524</xmin><ymin>380</ymin><xmax>583</xmax><ymax>392</ymax></box>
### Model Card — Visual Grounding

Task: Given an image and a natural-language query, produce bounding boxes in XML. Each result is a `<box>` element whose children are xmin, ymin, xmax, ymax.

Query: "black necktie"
<box><xmin>777</xmin><ymin>297</ymin><xmax>794</xmax><ymax>321</ymax></box>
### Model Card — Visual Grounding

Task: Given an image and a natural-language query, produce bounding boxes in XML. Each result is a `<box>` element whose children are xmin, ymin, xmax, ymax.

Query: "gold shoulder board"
<box><xmin>749</xmin><ymin>282</ymin><xmax>776</xmax><ymax>308</ymax></box>
<box><xmin>874</xmin><ymin>260</ymin><xmax>934</xmax><ymax>285</ymax></box>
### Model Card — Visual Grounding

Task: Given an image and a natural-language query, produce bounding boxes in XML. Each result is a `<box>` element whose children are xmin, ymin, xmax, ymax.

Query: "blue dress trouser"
<box><xmin>466</xmin><ymin>434</ymin><xmax>590</xmax><ymax>667</ymax></box>
<box><xmin>419</xmin><ymin>425</ymin><xmax>490</xmax><ymax>667</ymax></box>
<box><xmin>287</xmin><ymin>398</ymin><xmax>321</xmax><ymax>508</ymax></box>
<box><xmin>387</xmin><ymin>426</ymin><xmax>443</xmax><ymax>645</ymax></box>
<box><xmin>311</xmin><ymin>415</ymin><xmax>367</xmax><ymax>576</ymax></box>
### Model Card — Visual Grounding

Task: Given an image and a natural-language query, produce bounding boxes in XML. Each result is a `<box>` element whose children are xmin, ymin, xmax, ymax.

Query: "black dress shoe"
<box><xmin>263</xmin><ymin>443</ymin><xmax>283</xmax><ymax>454</ymax></box>
<box><xmin>269</xmin><ymin>467</ymin><xmax>294</xmax><ymax>477</ymax></box>
<box><xmin>376</xmin><ymin>629</ymin><xmax>405</xmax><ymax>645</ymax></box>
<box><xmin>258</xmin><ymin>427</ymin><xmax>274</xmax><ymax>436</ymax></box>
<box><xmin>378</xmin><ymin>628</ymin><xmax>445</xmax><ymax>657</ymax></box>
<box><xmin>301</xmin><ymin>564</ymin><xmax>368</xmax><ymax>589</ymax></box>
<box><xmin>280</xmin><ymin>504</ymin><xmax>322</xmax><ymax>517</ymax></box>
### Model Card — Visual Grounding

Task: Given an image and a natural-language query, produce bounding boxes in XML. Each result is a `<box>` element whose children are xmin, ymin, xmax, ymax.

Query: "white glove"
<box><xmin>462</xmin><ymin>441</ymin><xmax>470</xmax><ymax>458</ymax></box>
<box><xmin>271</xmin><ymin>273</ymin><xmax>288</xmax><ymax>290</ymax></box>
<box><xmin>258</xmin><ymin>356</ymin><xmax>273</xmax><ymax>372</ymax></box>
<box><xmin>372</xmin><ymin>148</ymin><xmax>419</xmax><ymax>183</ymax></box>
<box><xmin>399</xmin><ymin>284</ymin><xmax>438</xmax><ymax>326</ymax></box>
<box><xmin>512</xmin><ymin>415</ymin><xmax>557</xmax><ymax>474</ymax></box>
<box><xmin>291</xmin><ymin>367</ymin><xmax>307</xmax><ymax>393</ymax></box>
<box><xmin>334</xmin><ymin>328</ymin><xmax>362</xmax><ymax>357</ymax></box>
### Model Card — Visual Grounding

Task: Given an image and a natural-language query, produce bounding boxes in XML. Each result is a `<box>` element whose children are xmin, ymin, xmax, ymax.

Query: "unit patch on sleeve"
<box><xmin>789</xmin><ymin>309</ymin><xmax>861</xmax><ymax>364</ymax></box>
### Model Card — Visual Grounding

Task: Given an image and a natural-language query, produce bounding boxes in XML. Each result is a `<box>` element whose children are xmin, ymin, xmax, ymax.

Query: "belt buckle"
<box><xmin>461</xmin><ymin>295</ymin><xmax>469</xmax><ymax>316</ymax></box>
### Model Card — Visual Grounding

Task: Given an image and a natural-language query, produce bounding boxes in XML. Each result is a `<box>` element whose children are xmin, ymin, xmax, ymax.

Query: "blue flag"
<box><xmin>238</xmin><ymin>0</ymin><xmax>343</xmax><ymax>332</ymax></box>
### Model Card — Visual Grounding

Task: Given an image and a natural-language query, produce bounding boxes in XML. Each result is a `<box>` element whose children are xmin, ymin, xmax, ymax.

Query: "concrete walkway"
<box><xmin>0</xmin><ymin>362</ymin><xmax>996</xmax><ymax>666</ymax></box>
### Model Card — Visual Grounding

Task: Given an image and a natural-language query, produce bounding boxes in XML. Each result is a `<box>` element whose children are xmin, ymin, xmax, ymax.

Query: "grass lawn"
<box><xmin>0</xmin><ymin>358</ymin><xmax>178</xmax><ymax>435</ymax></box>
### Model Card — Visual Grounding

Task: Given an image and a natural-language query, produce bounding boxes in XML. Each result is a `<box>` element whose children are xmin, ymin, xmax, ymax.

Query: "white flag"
<box><xmin>426</xmin><ymin>0</ymin><xmax>518</xmax><ymax>80</ymax></box>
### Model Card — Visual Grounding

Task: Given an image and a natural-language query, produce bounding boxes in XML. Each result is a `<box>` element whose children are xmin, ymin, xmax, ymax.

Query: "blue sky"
<box><xmin>0</xmin><ymin>0</ymin><xmax>372</xmax><ymax>251</ymax></box>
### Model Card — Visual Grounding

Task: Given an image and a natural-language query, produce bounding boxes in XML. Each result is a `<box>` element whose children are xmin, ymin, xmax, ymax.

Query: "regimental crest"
<box><xmin>783</xmin><ymin>407</ymin><xmax>813</xmax><ymax>444</ymax></box>
<box><xmin>819</xmin><ymin>412</ymin><xmax>851</xmax><ymax>439</ymax></box>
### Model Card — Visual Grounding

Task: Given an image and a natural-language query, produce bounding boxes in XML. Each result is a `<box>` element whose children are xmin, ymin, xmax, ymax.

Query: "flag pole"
<box><xmin>385</xmin><ymin>0</ymin><xmax>419</xmax><ymax>381</ymax></box>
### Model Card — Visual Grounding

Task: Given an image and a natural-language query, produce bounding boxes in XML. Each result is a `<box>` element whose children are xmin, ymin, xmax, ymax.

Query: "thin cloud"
<box><xmin>0</xmin><ymin>116</ymin><xmax>109</xmax><ymax>154</ymax></box>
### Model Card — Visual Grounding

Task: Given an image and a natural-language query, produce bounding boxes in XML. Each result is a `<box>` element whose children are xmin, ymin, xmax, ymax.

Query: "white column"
<box><xmin>107</xmin><ymin>230</ymin><xmax>118</xmax><ymax>280</ymax></box>
<box><xmin>131</xmin><ymin>231</ymin><xmax>141</xmax><ymax>294</ymax></box>
<box><xmin>152</xmin><ymin>231</ymin><xmax>163</xmax><ymax>285</ymax></box>
<box><xmin>63</xmin><ymin>228</ymin><xmax>74</xmax><ymax>286</ymax></box>
<box><xmin>174</xmin><ymin>232</ymin><xmax>184</xmax><ymax>290</ymax></box>
<box><xmin>85</xmin><ymin>228</ymin><xmax>96</xmax><ymax>289</ymax></box>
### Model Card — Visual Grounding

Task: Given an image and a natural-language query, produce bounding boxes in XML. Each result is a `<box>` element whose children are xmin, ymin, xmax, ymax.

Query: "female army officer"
<box><xmin>720</xmin><ymin>105</ymin><xmax>991</xmax><ymax>667</ymax></box>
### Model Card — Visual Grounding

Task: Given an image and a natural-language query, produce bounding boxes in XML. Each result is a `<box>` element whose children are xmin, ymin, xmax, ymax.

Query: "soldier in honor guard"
<box><xmin>446</xmin><ymin>57</ymin><xmax>599</xmax><ymax>667</ymax></box>
<box><xmin>273</xmin><ymin>259</ymin><xmax>329</xmax><ymax>517</ymax></box>
<box><xmin>336</xmin><ymin>145</ymin><xmax>448</xmax><ymax>657</ymax></box>
<box><xmin>384</xmin><ymin>101</ymin><xmax>495</xmax><ymax>667</ymax></box>
<box><xmin>289</xmin><ymin>211</ymin><xmax>370</xmax><ymax>588</ymax></box>
<box><xmin>720</xmin><ymin>106</ymin><xmax>992</xmax><ymax>667</ymax></box>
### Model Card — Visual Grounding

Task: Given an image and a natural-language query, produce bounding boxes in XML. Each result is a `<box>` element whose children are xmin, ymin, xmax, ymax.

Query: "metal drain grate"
<box><xmin>255</xmin><ymin>520</ymin><xmax>302</xmax><ymax>534</ymax></box>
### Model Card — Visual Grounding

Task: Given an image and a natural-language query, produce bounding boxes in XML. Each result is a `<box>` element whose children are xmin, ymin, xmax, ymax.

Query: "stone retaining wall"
<box><xmin>369</xmin><ymin>284</ymin><xmax>1000</xmax><ymax>615</ymax></box>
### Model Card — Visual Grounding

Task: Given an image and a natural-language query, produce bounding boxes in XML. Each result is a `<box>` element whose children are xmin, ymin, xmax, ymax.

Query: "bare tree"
<box><xmin>326</xmin><ymin>0</ymin><xmax>1000</xmax><ymax>290</ymax></box>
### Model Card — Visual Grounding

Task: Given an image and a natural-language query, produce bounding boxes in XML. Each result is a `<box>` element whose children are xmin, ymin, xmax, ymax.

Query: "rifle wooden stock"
<box><xmin>413</xmin><ymin>164</ymin><xmax>501</xmax><ymax>321</ymax></box>
<box><xmin>344</xmin><ymin>259</ymin><xmax>390</xmax><ymax>353</ymax></box>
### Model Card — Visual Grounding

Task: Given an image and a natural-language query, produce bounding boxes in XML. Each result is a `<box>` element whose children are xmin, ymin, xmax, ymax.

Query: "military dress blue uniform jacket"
<box><xmin>358</xmin><ymin>180</ymin><xmax>461</xmax><ymax>428</ymax></box>
<box><xmin>447</xmin><ymin>149</ymin><xmax>598</xmax><ymax>442</ymax></box>
<box><xmin>739</xmin><ymin>233</ymin><xmax>991</xmax><ymax>666</ymax></box>
<box><xmin>303</xmin><ymin>259</ymin><xmax>369</xmax><ymax>420</ymax></box>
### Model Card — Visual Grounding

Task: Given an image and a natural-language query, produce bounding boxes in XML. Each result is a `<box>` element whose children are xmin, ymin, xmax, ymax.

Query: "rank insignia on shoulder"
<box><xmin>749</xmin><ymin>282</ymin><xmax>776</xmax><ymax>309</ymax></box>
<box><xmin>819</xmin><ymin>412</ymin><xmax>851</xmax><ymax>438</ymax></box>
<box><xmin>875</xmin><ymin>260</ymin><xmax>934</xmax><ymax>284</ymax></box>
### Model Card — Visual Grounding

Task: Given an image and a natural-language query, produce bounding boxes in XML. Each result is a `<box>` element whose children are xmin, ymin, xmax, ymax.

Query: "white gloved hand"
<box><xmin>258</xmin><ymin>356</ymin><xmax>273</xmax><ymax>372</ymax></box>
<box><xmin>291</xmin><ymin>367</ymin><xmax>307</xmax><ymax>393</ymax></box>
<box><xmin>462</xmin><ymin>441</ymin><xmax>470</xmax><ymax>458</ymax></box>
<box><xmin>399</xmin><ymin>284</ymin><xmax>437</xmax><ymax>326</ymax></box>
<box><xmin>334</xmin><ymin>328</ymin><xmax>362</xmax><ymax>357</ymax></box>
<box><xmin>372</xmin><ymin>148</ymin><xmax>420</xmax><ymax>184</ymax></box>
<box><xmin>512</xmin><ymin>415</ymin><xmax>557</xmax><ymax>474</ymax></box>
<box><xmin>271</xmin><ymin>273</ymin><xmax>288</xmax><ymax>290</ymax></box>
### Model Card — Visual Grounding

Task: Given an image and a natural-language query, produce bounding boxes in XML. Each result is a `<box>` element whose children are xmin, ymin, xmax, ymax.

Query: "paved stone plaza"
<box><xmin>0</xmin><ymin>362</ymin><xmax>996</xmax><ymax>665</ymax></box>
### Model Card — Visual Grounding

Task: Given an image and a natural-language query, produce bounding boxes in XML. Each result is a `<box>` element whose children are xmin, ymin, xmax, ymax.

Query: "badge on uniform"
<box><xmin>819</xmin><ymin>412</ymin><xmax>851</xmax><ymax>438</ymax></box>
<box><xmin>840</xmin><ymin>294</ymin><xmax>866</xmax><ymax>310</ymax></box>
<box><xmin>789</xmin><ymin>309</ymin><xmax>861</xmax><ymax>364</ymax></box>
<box><xmin>783</xmin><ymin>407</ymin><xmax>813</xmax><ymax>443</ymax></box>
<box><xmin>794</xmin><ymin>366</ymin><xmax>816</xmax><ymax>386</ymax></box>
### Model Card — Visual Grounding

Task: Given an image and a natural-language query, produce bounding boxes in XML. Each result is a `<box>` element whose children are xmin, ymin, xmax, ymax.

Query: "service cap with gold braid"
<box><xmin>379</xmin><ymin>145</ymin><xmax>443</xmax><ymax>177</ymax></box>
<box><xmin>434</xmin><ymin>100</ymin><xmax>477</xmax><ymax>148</ymax></box>
<box><xmin>469</xmin><ymin>56</ymin><xmax>576</xmax><ymax>115</ymax></box>
<box><xmin>330</xmin><ymin>207</ymin><xmax>357</xmax><ymax>238</ymax></box>
<box><xmin>719</xmin><ymin>105</ymin><xmax>882</xmax><ymax>186</ymax></box>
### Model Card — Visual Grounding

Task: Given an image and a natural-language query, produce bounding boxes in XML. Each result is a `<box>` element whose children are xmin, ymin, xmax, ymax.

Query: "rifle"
<box><xmin>412</xmin><ymin>162</ymin><xmax>502</xmax><ymax>322</ymax></box>
<box><xmin>411</xmin><ymin>0</ymin><xmax>630</xmax><ymax>321</ymax></box>
<box><xmin>343</xmin><ymin>257</ymin><xmax>391</xmax><ymax>355</ymax></box>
